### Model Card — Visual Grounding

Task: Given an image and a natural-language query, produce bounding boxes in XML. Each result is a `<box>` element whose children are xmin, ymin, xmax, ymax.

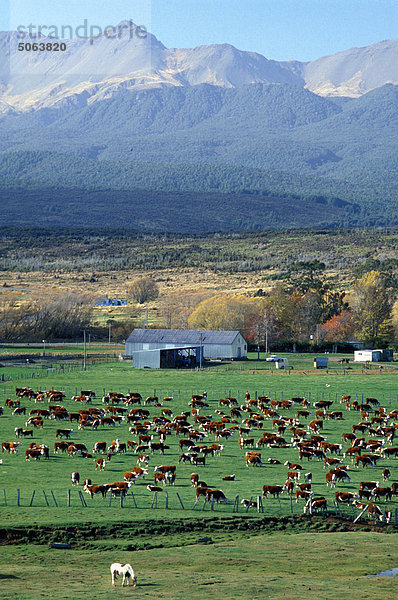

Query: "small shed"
<box><xmin>314</xmin><ymin>357</ymin><xmax>328</xmax><ymax>369</ymax></box>
<box><xmin>354</xmin><ymin>349</ymin><xmax>393</xmax><ymax>363</ymax></box>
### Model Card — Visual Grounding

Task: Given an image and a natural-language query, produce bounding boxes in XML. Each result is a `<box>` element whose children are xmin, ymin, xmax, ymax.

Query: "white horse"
<box><xmin>110</xmin><ymin>563</ymin><xmax>137</xmax><ymax>587</ymax></box>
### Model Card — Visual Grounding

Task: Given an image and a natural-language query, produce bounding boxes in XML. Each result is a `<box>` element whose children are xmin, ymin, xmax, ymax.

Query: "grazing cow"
<box><xmin>304</xmin><ymin>472</ymin><xmax>312</xmax><ymax>483</ymax></box>
<box><xmin>262</xmin><ymin>485</ymin><xmax>283</xmax><ymax>499</ymax></box>
<box><xmin>2</xmin><ymin>442</ymin><xmax>21</xmax><ymax>454</ymax></box>
<box><xmin>381</xmin><ymin>447</ymin><xmax>398</xmax><ymax>458</ymax></box>
<box><xmin>154</xmin><ymin>472</ymin><xmax>167</xmax><ymax>486</ymax></box>
<box><xmin>372</xmin><ymin>486</ymin><xmax>393</xmax><ymax>502</ymax></box>
<box><xmin>95</xmin><ymin>458</ymin><xmax>106</xmax><ymax>471</ymax></box>
<box><xmin>206</xmin><ymin>489</ymin><xmax>228</xmax><ymax>504</ymax></box>
<box><xmin>335</xmin><ymin>491</ymin><xmax>355</xmax><ymax>504</ymax></box>
<box><xmin>295</xmin><ymin>489</ymin><xmax>311</xmax><ymax>502</ymax></box>
<box><xmin>359</xmin><ymin>481</ymin><xmax>380</xmax><ymax>491</ymax></box>
<box><xmin>287</xmin><ymin>470</ymin><xmax>301</xmax><ymax>481</ymax></box>
<box><xmin>93</xmin><ymin>441</ymin><xmax>106</xmax><ymax>454</ymax></box>
<box><xmin>84</xmin><ymin>484</ymin><xmax>108</xmax><ymax>498</ymax></box>
<box><xmin>304</xmin><ymin>496</ymin><xmax>327</xmax><ymax>513</ymax></box>
<box><xmin>56</xmin><ymin>428</ymin><xmax>74</xmax><ymax>439</ymax></box>
<box><xmin>100</xmin><ymin>417</ymin><xmax>115</xmax><ymax>427</ymax></box>
<box><xmin>238</xmin><ymin>437</ymin><xmax>255</xmax><ymax>449</ymax></box>
<box><xmin>355</xmin><ymin>455</ymin><xmax>374</xmax><ymax>468</ymax></box>
<box><xmin>123</xmin><ymin>471</ymin><xmax>138</xmax><ymax>483</ymax></box>
<box><xmin>191</xmin><ymin>455</ymin><xmax>206</xmax><ymax>466</ymax></box>
<box><xmin>366</xmin><ymin>503</ymin><xmax>391</xmax><ymax>523</ymax></box>
<box><xmin>382</xmin><ymin>468</ymin><xmax>391</xmax><ymax>481</ymax></box>
<box><xmin>137</xmin><ymin>454</ymin><xmax>149</xmax><ymax>466</ymax></box>
<box><xmin>208</xmin><ymin>443</ymin><xmax>224</xmax><ymax>455</ymax></box>
<box><xmin>196</xmin><ymin>486</ymin><xmax>209</xmax><ymax>500</ymax></box>
<box><xmin>334</xmin><ymin>469</ymin><xmax>351</xmax><ymax>484</ymax></box>
<box><xmin>245</xmin><ymin>452</ymin><xmax>263</xmax><ymax>467</ymax></box>
<box><xmin>191</xmin><ymin>473</ymin><xmax>199</xmax><ymax>486</ymax></box>
<box><xmin>324</xmin><ymin>457</ymin><xmax>344</xmax><ymax>468</ymax></box>
<box><xmin>149</xmin><ymin>441</ymin><xmax>165</xmax><ymax>454</ymax></box>
<box><xmin>283</xmin><ymin>480</ymin><xmax>294</xmax><ymax>494</ymax></box>
<box><xmin>325</xmin><ymin>470</ymin><xmax>337</xmax><ymax>487</ymax></box>
<box><xmin>131</xmin><ymin>466</ymin><xmax>148</xmax><ymax>479</ymax></box>
<box><xmin>54</xmin><ymin>441</ymin><xmax>69</xmax><ymax>453</ymax></box>
<box><xmin>110</xmin><ymin>563</ymin><xmax>136</xmax><ymax>587</ymax></box>
<box><xmin>12</xmin><ymin>406</ymin><xmax>26</xmax><ymax>416</ymax></box>
<box><xmin>25</xmin><ymin>448</ymin><xmax>42</xmax><ymax>461</ymax></box>
<box><xmin>71</xmin><ymin>472</ymin><xmax>80</xmax><ymax>486</ymax></box>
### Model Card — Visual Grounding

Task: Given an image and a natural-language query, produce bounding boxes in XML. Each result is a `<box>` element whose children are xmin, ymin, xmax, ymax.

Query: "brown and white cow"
<box><xmin>262</xmin><ymin>485</ymin><xmax>283</xmax><ymax>499</ymax></box>
<box><xmin>95</xmin><ymin>457</ymin><xmax>106</xmax><ymax>471</ymax></box>
<box><xmin>71</xmin><ymin>472</ymin><xmax>80</xmax><ymax>486</ymax></box>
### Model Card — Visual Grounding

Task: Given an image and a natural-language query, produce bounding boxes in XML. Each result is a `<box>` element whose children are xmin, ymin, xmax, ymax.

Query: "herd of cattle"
<box><xmin>1</xmin><ymin>386</ymin><xmax>398</xmax><ymax>522</ymax></box>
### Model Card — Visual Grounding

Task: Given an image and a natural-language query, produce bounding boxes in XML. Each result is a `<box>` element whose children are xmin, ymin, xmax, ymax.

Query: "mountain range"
<box><xmin>0</xmin><ymin>23</ymin><xmax>397</xmax><ymax>231</ymax></box>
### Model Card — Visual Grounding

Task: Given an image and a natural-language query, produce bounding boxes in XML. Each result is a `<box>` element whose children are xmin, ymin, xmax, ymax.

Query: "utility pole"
<box><xmin>83</xmin><ymin>330</ymin><xmax>87</xmax><ymax>371</ymax></box>
<box><xmin>257</xmin><ymin>324</ymin><xmax>260</xmax><ymax>361</ymax></box>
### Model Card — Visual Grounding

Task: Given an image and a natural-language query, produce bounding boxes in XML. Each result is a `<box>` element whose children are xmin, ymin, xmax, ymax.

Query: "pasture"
<box><xmin>1</xmin><ymin>361</ymin><xmax>398</xmax><ymax>599</ymax></box>
<box><xmin>1</xmin><ymin>530</ymin><xmax>397</xmax><ymax>600</ymax></box>
<box><xmin>0</xmin><ymin>361</ymin><xmax>397</xmax><ymax>518</ymax></box>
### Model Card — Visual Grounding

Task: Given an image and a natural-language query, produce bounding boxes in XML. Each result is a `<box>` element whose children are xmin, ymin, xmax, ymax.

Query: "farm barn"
<box><xmin>125</xmin><ymin>329</ymin><xmax>247</xmax><ymax>361</ymax></box>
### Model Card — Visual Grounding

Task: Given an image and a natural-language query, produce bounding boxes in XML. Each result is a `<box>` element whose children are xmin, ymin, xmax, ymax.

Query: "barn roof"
<box><xmin>126</xmin><ymin>329</ymin><xmax>244</xmax><ymax>345</ymax></box>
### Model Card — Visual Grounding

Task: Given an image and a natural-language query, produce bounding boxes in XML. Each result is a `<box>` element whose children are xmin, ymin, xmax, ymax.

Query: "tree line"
<box><xmin>0</xmin><ymin>270</ymin><xmax>396</xmax><ymax>348</ymax></box>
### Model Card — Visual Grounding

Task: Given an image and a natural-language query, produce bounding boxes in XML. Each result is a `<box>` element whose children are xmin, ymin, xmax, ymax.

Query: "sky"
<box><xmin>1</xmin><ymin>0</ymin><xmax>398</xmax><ymax>61</ymax></box>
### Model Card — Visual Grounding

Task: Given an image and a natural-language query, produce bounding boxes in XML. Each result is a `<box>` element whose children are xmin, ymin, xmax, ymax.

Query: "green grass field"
<box><xmin>1</xmin><ymin>530</ymin><xmax>397</xmax><ymax>600</ymax></box>
<box><xmin>1</xmin><ymin>360</ymin><xmax>397</xmax><ymax>599</ymax></box>
<box><xmin>1</xmin><ymin>360</ymin><xmax>397</xmax><ymax>515</ymax></box>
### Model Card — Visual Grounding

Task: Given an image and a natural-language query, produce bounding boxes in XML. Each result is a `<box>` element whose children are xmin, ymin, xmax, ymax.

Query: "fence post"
<box><xmin>176</xmin><ymin>492</ymin><xmax>184</xmax><ymax>509</ymax></box>
<box><xmin>67</xmin><ymin>489</ymin><xmax>71</xmax><ymax>507</ymax></box>
<box><xmin>165</xmin><ymin>491</ymin><xmax>168</xmax><ymax>509</ymax></box>
<box><xmin>78</xmin><ymin>491</ymin><xmax>87</xmax><ymax>507</ymax></box>
<box><xmin>51</xmin><ymin>490</ymin><xmax>58</xmax><ymax>507</ymax></box>
<box><xmin>233</xmin><ymin>495</ymin><xmax>239</xmax><ymax>513</ymax></box>
<box><xmin>42</xmin><ymin>490</ymin><xmax>50</xmax><ymax>507</ymax></box>
<box><xmin>130</xmin><ymin>491</ymin><xmax>138</xmax><ymax>508</ymax></box>
<box><xmin>30</xmin><ymin>490</ymin><xmax>36</xmax><ymax>507</ymax></box>
<box><xmin>17</xmin><ymin>489</ymin><xmax>20</xmax><ymax>507</ymax></box>
<box><xmin>257</xmin><ymin>496</ymin><xmax>264</xmax><ymax>513</ymax></box>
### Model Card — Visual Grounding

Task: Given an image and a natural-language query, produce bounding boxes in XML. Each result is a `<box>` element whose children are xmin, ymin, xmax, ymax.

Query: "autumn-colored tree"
<box><xmin>267</xmin><ymin>284</ymin><xmax>301</xmax><ymax>339</ymax></box>
<box><xmin>129</xmin><ymin>277</ymin><xmax>159</xmax><ymax>304</ymax></box>
<box><xmin>321</xmin><ymin>311</ymin><xmax>355</xmax><ymax>342</ymax></box>
<box><xmin>159</xmin><ymin>291</ymin><xmax>213</xmax><ymax>329</ymax></box>
<box><xmin>349</xmin><ymin>271</ymin><xmax>394</xmax><ymax>346</ymax></box>
<box><xmin>187</xmin><ymin>295</ymin><xmax>255</xmax><ymax>333</ymax></box>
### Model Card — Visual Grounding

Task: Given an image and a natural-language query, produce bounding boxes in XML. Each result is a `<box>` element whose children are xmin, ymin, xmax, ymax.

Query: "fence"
<box><xmin>2</xmin><ymin>488</ymin><xmax>397</xmax><ymax>525</ymax></box>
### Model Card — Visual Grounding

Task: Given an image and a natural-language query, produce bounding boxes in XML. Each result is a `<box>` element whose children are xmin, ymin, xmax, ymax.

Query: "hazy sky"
<box><xmin>2</xmin><ymin>0</ymin><xmax>398</xmax><ymax>61</ymax></box>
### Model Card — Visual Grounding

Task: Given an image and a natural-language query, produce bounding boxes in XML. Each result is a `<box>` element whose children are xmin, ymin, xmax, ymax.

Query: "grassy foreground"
<box><xmin>1</xmin><ymin>530</ymin><xmax>397</xmax><ymax>600</ymax></box>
